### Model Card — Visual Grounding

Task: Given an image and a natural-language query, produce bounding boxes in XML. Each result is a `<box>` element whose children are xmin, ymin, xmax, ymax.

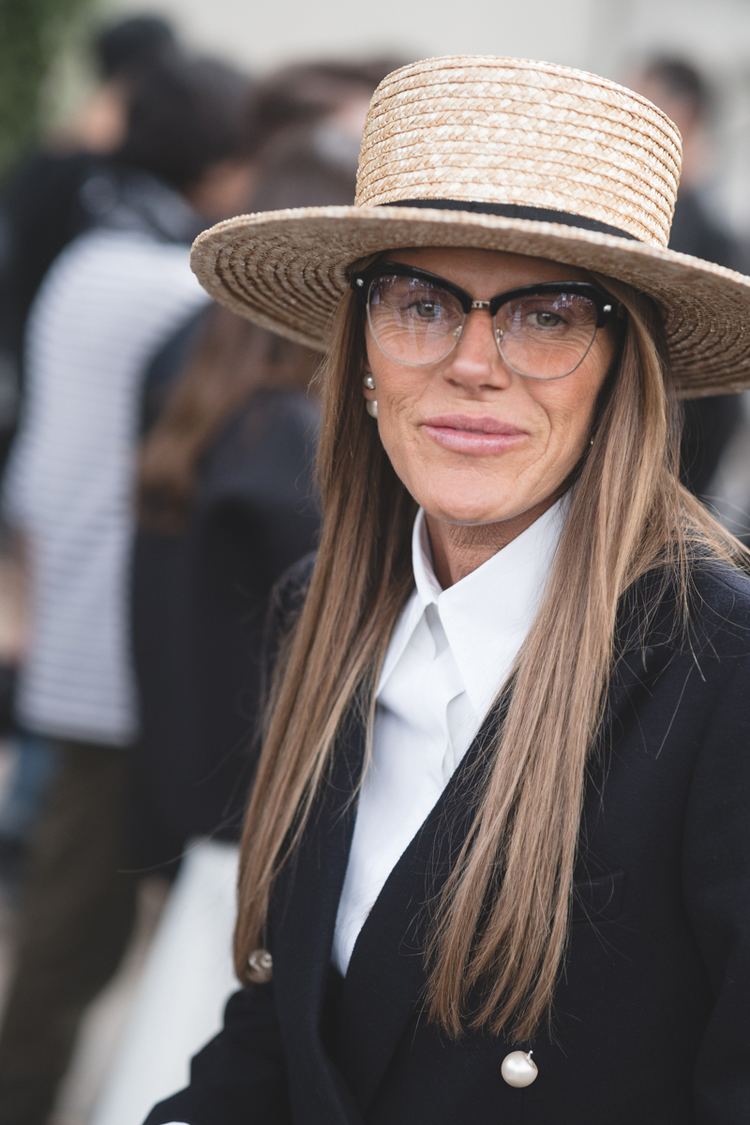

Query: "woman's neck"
<box><xmin>425</xmin><ymin>496</ymin><xmax>557</xmax><ymax>589</ymax></box>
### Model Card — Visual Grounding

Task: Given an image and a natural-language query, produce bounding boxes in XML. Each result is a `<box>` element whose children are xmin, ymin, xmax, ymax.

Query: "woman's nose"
<box><xmin>445</xmin><ymin>309</ymin><xmax>513</xmax><ymax>390</ymax></box>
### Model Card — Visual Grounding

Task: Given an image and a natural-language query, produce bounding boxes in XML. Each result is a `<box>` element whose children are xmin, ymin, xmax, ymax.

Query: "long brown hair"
<box><xmin>234</xmin><ymin>273</ymin><xmax>747</xmax><ymax>1039</ymax></box>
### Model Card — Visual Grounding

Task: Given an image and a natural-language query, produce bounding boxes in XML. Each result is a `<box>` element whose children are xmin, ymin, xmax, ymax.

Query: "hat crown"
<box><xmin>355</xmin><ymin>56</ymin><xmax>682</xmax><ymax>248</ymax></box>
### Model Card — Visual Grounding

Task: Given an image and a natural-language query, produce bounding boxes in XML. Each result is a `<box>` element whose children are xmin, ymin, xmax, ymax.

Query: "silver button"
<box><xmin>500</xmin><ymin>1050</ymin><xmax>538</xmax><ymax>1088</ymax></box>
<box><xmin>247</xmin><ymin>948</ymin><xmax>273</xmax><ymax>983</ymax></box>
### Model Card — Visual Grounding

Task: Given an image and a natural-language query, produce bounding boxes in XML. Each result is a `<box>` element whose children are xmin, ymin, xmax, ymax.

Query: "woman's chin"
<box><xmin>420</xmin><ymin>493</ymin><xmax>531</xmax><ymax>528</ymax></box>
<box><xmin>412</xmin><ymin>469</ymin><xmax>563</xmax><ymax>529</ymax></box>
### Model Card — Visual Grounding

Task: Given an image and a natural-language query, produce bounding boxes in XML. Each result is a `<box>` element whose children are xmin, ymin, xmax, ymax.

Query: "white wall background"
<box><xmin>99</xmin><ymin>0</ymin><xmax>747</xmax><ymax>75</ymax></box>
<box><xmin>98</xmin><ymin>0</ymin><xmax>750</xmax><ymax>230</ymax></box>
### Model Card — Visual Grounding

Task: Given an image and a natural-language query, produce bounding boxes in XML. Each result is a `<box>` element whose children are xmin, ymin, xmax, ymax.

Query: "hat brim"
<box><xmin>190</xmin><ymin>205</ymin><xmax>750</xmax><ymax>398</ymax></box>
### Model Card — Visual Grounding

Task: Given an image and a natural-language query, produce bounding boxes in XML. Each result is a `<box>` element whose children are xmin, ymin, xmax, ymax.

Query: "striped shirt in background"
<box><xmin>3</xmin><ymin>228</ymin><xmax>206</xmax><ymax>746</ymax></box>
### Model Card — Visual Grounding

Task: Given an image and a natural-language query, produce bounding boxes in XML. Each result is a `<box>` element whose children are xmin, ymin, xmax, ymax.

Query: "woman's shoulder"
<box><xmin>659</xmin><ymin>558</ymin><xmax>750</xmax><ymax>677</ymax></box>
<box><xmin>688</xmin><ymin>558</ymin><xmax>750</xmax><ymax>650</ymax></box>
<box><xmin>620</xmin><ymin>556</ymin><xmax>750</xmax><ymax>670</ymax></box>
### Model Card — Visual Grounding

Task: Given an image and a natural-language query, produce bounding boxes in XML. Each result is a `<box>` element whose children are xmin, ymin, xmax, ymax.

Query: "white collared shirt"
<box><xmin>331</xmin><ymin>500</ymin><xmax>566</xmax><ymax>975</ymax></box>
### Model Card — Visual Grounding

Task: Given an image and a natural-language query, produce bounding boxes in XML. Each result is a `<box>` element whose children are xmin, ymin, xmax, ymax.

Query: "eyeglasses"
<box><xmin>351</xmin><ymin>263</ymin><xmax>620</xmax><ymax>380</ymax></box>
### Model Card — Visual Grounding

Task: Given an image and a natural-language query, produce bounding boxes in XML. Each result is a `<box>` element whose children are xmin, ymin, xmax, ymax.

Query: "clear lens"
<box><xmin>497</xmin><ymin>291</ymin><xmax>598</xmax><ymax>379</ymax></box>
<box><xmin>367</xmin><ymin>274</ymin><xmax>464</xmax><ymax>366</ymax></box>
<box><xmin>365</xmin><ymin>273</ymin><xmax>601</xmax><ymax>378</ymax></box>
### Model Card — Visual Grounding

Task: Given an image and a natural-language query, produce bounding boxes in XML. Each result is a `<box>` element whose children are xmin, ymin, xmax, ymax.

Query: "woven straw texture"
<box><xmin>356</xmin><ymin>56</ymin><xmax>681</xmax><ymax>246</ymax></box>
<box><xmin>191</xmin><ymin>55</ymin><xmax>750</xmax><ymax>398</ymax></box>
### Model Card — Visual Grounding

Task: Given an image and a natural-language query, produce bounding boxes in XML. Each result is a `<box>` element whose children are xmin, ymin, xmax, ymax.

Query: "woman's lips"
<box><xmin>421</xmin><ymin>414</ymin><xmax>528</xmax><ymax>455</ymax></box>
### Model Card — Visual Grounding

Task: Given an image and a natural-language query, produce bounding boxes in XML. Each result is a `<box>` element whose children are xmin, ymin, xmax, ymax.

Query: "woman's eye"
<box><xmin>409</xmin><ymin>298</ymin><xmax>442</xmax><ymax>319</ymax></box>
<box><xmin>511</xmin><ymin>293</ymin><xmax>597</xmax><ymax>333</ymax></box>
<box><xmin>529</xmin><ymin>309</ymin><xmax>565</xmax><ymax>328</ymax></box>
<box><xmin>376</xmin><ymin>276</ymin><xmax>461</xmax><ymax>324</ymax></box>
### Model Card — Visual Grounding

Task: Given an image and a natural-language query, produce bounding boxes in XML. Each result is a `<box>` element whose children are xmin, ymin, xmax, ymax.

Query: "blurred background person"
<box><xmin>0</xmin><ymin>12</ymin><xmax>183</xmax><ymax>894</ymax></box>
<box><xmin>127</xmin><ymin>55</ymin><xmax>405</xmax><ymax>877</ymax></box>
<box><xmin>90</xmin><ymin>62</ymin><xmax>400</xmax><ymax>1125</ymax></box>
<box><xmin>69</xmin><ymin>13</ymin><xmax>179</xmax><ymax>150</ymax></box>
<box><xmin>632</xmin><ymin>54</ymin><xmax>748</xmax><ymax>505</ymax></box>
<box><xmin>138</xmin><ymin>54</ymin><xmax>405</xmax><ymax>435</ymax></box>
<box><xmin>0</xmin><ymin>50</ymin><xmax>255</xmax><ymax>883</ymax></box>
<box><xmin>0</xmin><ymin>50</ymin><xmax>254</xmax><ymax>1125</ymax></box>
<box><xmin>634</xmin><ymin>55</ymin><xmax>745</xmax><ymax>268</ymax></box>
<box><xmin>247</xmin><ymin>57</ymin><xmax>407</xmax><ymax>154</ymax></box>
<box><xmin>0</xmin><ymin>13</ymin><xmax>181</xmax><ymax>473</ymax></box>
<box><xmin>131</xmin><ymin>126</ymin><xmax>357</xmax><ymax>874</ymax></box>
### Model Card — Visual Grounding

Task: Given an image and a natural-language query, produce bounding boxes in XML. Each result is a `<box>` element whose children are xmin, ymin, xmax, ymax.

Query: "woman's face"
<box><xmin>364</xmin><ymin>247</ymin><xmax>618</xmax><ymax>529</ymax></box>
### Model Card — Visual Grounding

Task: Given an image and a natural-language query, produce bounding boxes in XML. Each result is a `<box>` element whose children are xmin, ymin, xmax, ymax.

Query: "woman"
<box><xmin>146</xmin><ymin>56</ymin><xmax>750</xmax><ymax>1124</ymax></box>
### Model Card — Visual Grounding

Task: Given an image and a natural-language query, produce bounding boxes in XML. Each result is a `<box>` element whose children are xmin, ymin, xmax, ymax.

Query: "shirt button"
<box><xmin>500</xmin><ymin>1050</ymin><xmax>538</xmax><ymax>1087</ymax></box>
<box><xmin>247</xmin><ymin>948</ymin><xmax>273</xmax><ymax>983</ymax></box>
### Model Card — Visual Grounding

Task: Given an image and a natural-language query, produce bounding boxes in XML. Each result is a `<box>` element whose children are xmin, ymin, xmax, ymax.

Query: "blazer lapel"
<box><xmin>271</xmin><ymin>696</ymin><xmax>368</xmax><ymax>1123</ymax></box>
<box><xmin>333</xmin><ymin>696</ymin><xmax>509</xmax><ymax>1113</ymax></box>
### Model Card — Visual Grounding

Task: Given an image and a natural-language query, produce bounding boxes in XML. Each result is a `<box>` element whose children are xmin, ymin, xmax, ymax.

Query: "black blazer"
<box><xmin>145</xmin><ymin>556</ymin><xmax>750</xmax><ymax>1125</ymax></box>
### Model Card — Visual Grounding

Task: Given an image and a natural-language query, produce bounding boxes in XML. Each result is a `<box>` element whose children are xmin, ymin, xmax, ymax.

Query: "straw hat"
<box><xmin>191</xmin><ymin>55</ymin><xmax>750</xmax><ymax>398</ymax></box>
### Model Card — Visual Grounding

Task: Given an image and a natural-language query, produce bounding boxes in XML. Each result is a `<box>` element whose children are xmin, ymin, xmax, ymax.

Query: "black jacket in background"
<box><xmin>145</xmin><ymin>555</ymin><xmax>750</xmax><ymax>1124</ymax></box>
<box><xmin>130</xmin><ymin>386</ymin><xmax>319</xmax><ymax>867</ymax></box>
<box><xmin>671</xmin><ymin>187</ymin><xmax>746</xmax><ymax>500</ymax></box>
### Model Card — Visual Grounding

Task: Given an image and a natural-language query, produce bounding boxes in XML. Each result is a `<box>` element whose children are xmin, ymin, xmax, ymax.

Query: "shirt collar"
<box><xmin>395</xmin><ymin>498</ymin><xmax>566</xmax><ymax>716</ymax></box>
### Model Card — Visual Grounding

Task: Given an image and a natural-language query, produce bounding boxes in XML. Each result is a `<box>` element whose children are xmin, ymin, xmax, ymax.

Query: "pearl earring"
<box><xmin>363</xmin><ymin>372</ymin><xmax>378</xmax><ymax>418</ymax></box>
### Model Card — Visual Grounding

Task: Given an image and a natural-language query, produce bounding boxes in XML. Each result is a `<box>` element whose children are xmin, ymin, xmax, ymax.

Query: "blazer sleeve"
<box><xmin>682</xmin><ymin>650</ymin><xmax>750</xmax><ymax>1122</ymax></box>
<box><xmin>143</xmin><ymin>984</ymin><xmax>291</xmax><ymax>1125</ymax></box>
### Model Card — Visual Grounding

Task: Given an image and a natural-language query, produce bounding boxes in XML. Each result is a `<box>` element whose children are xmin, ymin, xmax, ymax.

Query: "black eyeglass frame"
<box><xmin>350</xmin><ymin>261</ymin><xmax>622</xmax><ymax>376</ymax></box>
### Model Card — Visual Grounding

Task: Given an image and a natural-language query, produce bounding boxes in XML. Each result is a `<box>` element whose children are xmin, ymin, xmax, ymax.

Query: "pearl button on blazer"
<box><xmin>146</xmin><ymin>555</ymin><xmax>750</xmax><ymax>1125</ymax></box>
